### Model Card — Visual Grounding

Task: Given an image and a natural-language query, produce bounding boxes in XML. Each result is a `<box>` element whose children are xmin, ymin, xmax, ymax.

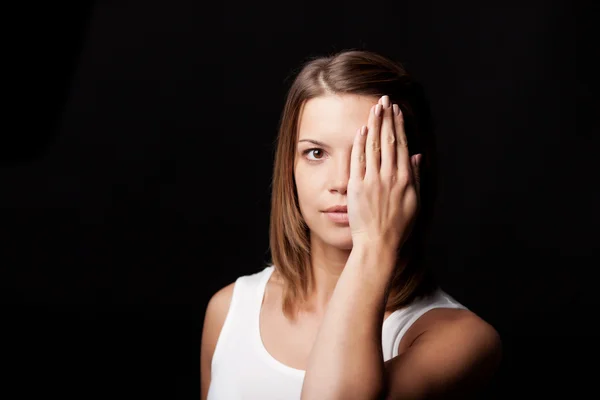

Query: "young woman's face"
<box><xmin>294</xmin><ymin>94</ymin><xmax>378</xmax><ymax>250</ymax></box>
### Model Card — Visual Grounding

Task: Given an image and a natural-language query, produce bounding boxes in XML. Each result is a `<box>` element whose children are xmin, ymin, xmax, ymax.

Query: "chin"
<box><xmin>307</xmin><ymin>219</ymin><xmax>354</xmax><ymax>250</ymax></box>
<box><xmin>325</xmin><ymin>233</ymin><xmax>354</xmax><ymax>251</ymax></box>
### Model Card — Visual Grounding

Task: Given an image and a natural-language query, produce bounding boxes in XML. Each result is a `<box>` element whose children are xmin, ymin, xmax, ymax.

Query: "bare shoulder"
<box><xmin>385</xmin><ymin>308</ymin><xmax>502</xmax><ymax>399</ymax></box>
<box><xmin>201</xmin><ymin>282</ymin><xmax>236</xmax><ymax>354</ymax></box>
<box><xmin>419</xmin><ymin>307</ymin><xmax>501</xmax><ymax>348</ymax></box>
<box><xmin>412</xmin><ymin>307</ymin><xmax>496</xmax><ymax>337</ymax></box>
<box><xmin>408</xmin><ymin>307</ymin><xmax>502</xmax><ymax>366</ymax></box>
<box><xmin>200</xmin><ymin>282</ymin><xmax>236</xmax><ymax>400</ymax></box>
<box><xmin>206</xmin><ymin>282</ymin><xmax>236</xmax><ymax>321</ymax></box>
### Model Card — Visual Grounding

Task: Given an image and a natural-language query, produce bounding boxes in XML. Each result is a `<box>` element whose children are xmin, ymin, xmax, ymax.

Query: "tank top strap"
<box><xmin>381</xmin><ymin>288</ymin><xmax>469</xmax><ymax>360</ymax></box>
<box><xmin>210</xmin><ymin>266</ymin><xmax>273</xmax><ymax>368</ymax></box>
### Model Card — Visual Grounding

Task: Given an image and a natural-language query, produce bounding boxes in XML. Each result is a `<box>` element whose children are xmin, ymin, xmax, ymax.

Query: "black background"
<box><xmin>2</xmin><ymin>0</ymin><xmax>598</xmax><ymax>398</ymax></box>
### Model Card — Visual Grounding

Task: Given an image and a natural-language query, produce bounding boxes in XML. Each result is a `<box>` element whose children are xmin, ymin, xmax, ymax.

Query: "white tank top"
<box><xmin>207</xmin><ymin>265</ymin><xmax>468</xmax><ymax>400</ymax></box>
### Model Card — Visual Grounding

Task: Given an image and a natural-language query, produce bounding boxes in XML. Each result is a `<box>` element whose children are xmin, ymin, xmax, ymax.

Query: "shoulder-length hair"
<box><xmin>267</xmin><ymin>49</ymin><xmax>439</xmax><ymax>320</ymax></box>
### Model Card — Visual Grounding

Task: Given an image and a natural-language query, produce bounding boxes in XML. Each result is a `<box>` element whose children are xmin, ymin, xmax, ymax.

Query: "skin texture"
<box><xmin>297</xmin><ymin>95</ymin><xmax>501</xmax><ymax>399</ymax></box>
<box><xmin>200</xmin><ymin>94</ymin><xmax>502</xmax><ymax>400</ymax></box>
<box><xmin>294</xmin><ymin>94</ymin><xmax>420</xmax><ymax>315</ymax></box>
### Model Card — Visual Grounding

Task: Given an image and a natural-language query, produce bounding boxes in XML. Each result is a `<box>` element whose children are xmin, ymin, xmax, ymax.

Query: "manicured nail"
<box><xmin>375</xmin><ymin>104</ymin><xmax>382</xmax><ymax>116</ymax></box>
<box><xmin>381</xmin><ymin>95</ymin><xmax>390</xmax><ymax>108</ymax></box>
<box><xmin>360</xmin><ymin>126</ymin><xmax>367</xmax><ymax>136</ymax></box>
<box><xmin>393</xmin><ymin>104</ymin><xmax>400</xmax><ymax>116</ymax></box>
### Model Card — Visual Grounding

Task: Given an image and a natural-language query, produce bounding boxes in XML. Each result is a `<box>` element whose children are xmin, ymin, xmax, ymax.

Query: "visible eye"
<box><xmin>302</xmin><ymin>148</ymin><xmax>326</xmax><ymax>162</ymax></box>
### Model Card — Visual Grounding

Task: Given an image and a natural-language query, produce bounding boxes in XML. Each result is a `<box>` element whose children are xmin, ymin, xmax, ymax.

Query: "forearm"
<box><xmin>300</xmin><ymin>243</ymin><xmax>397</xmax><ymax>400</ymax></box>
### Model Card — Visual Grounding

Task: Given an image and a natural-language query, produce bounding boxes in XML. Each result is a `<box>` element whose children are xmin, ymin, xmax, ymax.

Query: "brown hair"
<box><xmin>266</xmin><ymin>49</ymin><xmax>439</xmax><ymax>320</ymax></box>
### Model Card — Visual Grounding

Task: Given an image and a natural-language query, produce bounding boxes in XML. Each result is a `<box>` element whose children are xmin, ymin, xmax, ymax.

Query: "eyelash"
<box><xmin>302</xmin><ymin>148</ymin><xmax>327</xmax><ymax>163</ymax></box>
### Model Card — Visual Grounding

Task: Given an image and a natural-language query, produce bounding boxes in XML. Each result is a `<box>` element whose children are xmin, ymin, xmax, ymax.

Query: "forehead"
<box><xmin>297</xmin><ymin>94</ymin><xmax>377</xmax><ymax>142</ymax></box>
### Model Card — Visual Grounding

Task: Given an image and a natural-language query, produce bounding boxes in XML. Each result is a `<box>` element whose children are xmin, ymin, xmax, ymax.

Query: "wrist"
<box><xmin>352</xmin><ymin>238</ymin><xmax>398</xmax><ymax>257</ymax></box>
<box><xmin>349</xmin><ymin>240</ymin><xmax>398</xmax><ymax>275</ymax></box>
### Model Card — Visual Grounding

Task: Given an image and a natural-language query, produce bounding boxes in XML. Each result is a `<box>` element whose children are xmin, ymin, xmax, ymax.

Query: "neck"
<box><xmin>301</xmin><ymin>234</ymin><xmax>408</xmax><ymax>317</ymax></box>
<box><xmin>304</xmin><ymin>234</ymin><xmax>352</xmax><ymax>316</ymax></box>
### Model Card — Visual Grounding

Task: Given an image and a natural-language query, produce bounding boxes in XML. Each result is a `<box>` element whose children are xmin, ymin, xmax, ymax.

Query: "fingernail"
<box><xmin>393</xmin><ymin>104</ymin><xmax>400</xmax><ymax>116</ymax></box>
<box><xmin>360</xmin><ymin>126</ymin><xmax>367</xmax><ymax>136</ymax></box>
<box><xmin>381</xmin><ymin>95</ymin><xmax>390</xmax><ymax>108</ymax></box>
<box><xmin>375</xmin><ymin>104</ymin><xmax>382</xmax><ymax>116</ymax></box>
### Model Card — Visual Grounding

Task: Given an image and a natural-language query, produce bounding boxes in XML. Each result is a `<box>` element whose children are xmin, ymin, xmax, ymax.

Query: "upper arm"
<box><xmin>382</xmin><ymin>311</ymin><xmax>502</xmax><ymax>400</ymax></box>
<box><xmin>200</xmin><ymin>282</ymin><xmax>235</xmax><ymax>400</ymax></box>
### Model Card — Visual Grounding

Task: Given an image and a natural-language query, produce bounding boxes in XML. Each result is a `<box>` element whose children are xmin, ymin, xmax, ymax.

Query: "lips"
<box><xmin>323</xmin><ymin>205</ymin><xmax>348</xmax><ymax>213</ymax></box>
<box><xmin>322</xmin><ymin>205</ymin><xmax>349</xmax><ymax>224</ymax></box>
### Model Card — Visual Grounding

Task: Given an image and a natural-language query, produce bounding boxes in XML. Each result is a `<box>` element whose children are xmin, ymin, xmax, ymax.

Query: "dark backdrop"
<box><xmin>2</xmin><ymin>0</ymin><xmax>597</xmax><ymax>398</ymax></box>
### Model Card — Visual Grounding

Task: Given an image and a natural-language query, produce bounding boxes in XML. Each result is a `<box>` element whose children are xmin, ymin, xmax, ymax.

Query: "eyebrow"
<box><xmin>298</xmin><ymin>139</ymin><xmax>330</xmax><ymax>148</ymax></box>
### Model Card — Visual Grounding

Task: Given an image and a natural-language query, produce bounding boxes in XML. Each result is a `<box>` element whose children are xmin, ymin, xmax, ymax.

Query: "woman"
<box><xmin>201</xmin><ymin>50</ymin><xmax>502</xmax><ymax>399</ymax></box>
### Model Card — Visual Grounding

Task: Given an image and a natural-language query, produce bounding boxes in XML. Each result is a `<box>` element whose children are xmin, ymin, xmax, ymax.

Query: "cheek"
<box><xmin>295</xmin><ymin>174</ymin><xmax>313</xmax><ymax>204</ymax></box>
<box><xmin>294</xmin><ymin>169</ymin><xmax>321</xmax><ymax>213</ymax></box>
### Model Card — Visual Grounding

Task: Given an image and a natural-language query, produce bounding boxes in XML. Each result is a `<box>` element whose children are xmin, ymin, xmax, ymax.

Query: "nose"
<box><xmin>328</xmin><ymin>154</ymin><xmax>351</xmax><ymax>195</ymax></box>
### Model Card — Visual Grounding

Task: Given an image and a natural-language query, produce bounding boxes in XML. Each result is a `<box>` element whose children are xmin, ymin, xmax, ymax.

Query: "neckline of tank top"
<box><xmin>253</xmin><ymin>265</ymin><xmax>436</xmax><ymax>377</ymax></box>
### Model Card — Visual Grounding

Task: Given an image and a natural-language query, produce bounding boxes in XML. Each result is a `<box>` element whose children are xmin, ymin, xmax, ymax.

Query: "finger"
<box><xmin>393</xmin><ymin>103</ymin><xmax>411</xmax><ymax>175</ymax></box>
<box><xmin>379</xmin><ymin>96</ymin><xmax>397</xmax><ymax>178</ymax></box>
<box><xmin>350</xmin><ymin>125</ymin><xmax>368</xmax><ymax>181</ymax></box>
<box><xmin>365</xmin><ymin>103</ymin><xmax>382</xmax><ymax>179</ymax></box>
